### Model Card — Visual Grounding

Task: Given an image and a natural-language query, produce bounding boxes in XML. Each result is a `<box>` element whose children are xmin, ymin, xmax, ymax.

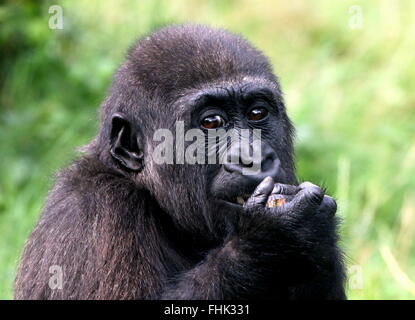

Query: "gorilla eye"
<box><xmin>201</xmin><ymin>115</ymin><xmax>226</xmax><ymax>129</ymax></box>
<box><xmin>247</xmin><ymin>107</ymin><xmax>269</xmax><ymax>121</ymax></box>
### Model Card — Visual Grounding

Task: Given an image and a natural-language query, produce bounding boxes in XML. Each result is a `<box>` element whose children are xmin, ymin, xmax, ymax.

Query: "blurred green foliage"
<box><xmin>1</xmin><ymin>0</ymin><xmax>414</xmax><ymax>299</ymax></box>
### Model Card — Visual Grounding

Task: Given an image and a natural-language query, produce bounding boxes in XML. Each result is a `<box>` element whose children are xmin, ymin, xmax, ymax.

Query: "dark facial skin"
<box><xmin>180</xmin><ymin>81</ymin><xmax>298</xmax><ymax>240</ymax></box>
<box><xmin>195</xmin><ymin>84</ymin><xmax>296</xmax><ymax>197</ymax></box>
<box><xmin>14</xmin><ymin>24</ymin><xmax>345</xmax><ymax>300</ymax></box>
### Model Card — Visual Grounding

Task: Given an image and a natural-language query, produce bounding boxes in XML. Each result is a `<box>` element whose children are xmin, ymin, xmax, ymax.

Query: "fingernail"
<box><xmin>264</xmin><ymin>176</ymin><xmax>274</xmax><ymax>184</ymax></box>
<box><xmin>254</xmin><ymin>176</ymin><xmax>274</xmax><ymax>194</ymax></box>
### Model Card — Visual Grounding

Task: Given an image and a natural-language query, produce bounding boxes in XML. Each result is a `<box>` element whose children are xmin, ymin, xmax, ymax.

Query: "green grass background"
<box><xmin>1</xmin><ymin>0</ymin><xmax>414</xmax><ymax>299</ymax></box>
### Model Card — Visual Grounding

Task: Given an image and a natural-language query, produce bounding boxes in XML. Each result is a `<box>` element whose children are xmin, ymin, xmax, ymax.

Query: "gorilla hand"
<box><xmin>230</xmin><ymin>177</ymin><xmax>340</xmax><ymax>286</ymax></box>
<box><xmin>162</xmin><ymin>177</ymin><xmax>343</xmax><ymax>299</ymax></box>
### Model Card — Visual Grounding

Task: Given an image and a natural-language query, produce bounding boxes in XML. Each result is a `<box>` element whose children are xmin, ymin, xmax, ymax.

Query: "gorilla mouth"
<box><xmin>212</xmin><ymin>177</ymin><xmax>259</xmax><ymax>207</ymax></box>
<box><xmin>220</xmin><ymin>193</ymin><xmax>252</xmax><ymax>206</ymax></box>
<box><xmin>234</xmin><ymin>195</ymin><xmax>251</xmax><ymax>206</ymax></box>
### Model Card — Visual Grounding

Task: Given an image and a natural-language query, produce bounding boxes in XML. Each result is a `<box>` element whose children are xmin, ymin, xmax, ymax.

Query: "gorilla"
<box><xmin>14</xmin><ymin>24</ymin><xmax>346</xmax><ymax>300</ymax></box>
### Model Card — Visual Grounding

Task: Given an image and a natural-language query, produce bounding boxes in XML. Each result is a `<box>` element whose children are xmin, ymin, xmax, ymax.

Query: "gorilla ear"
<box><xmin>110</xmin><ymin>113</ymin><xmax>144</xmax><ymax>172</ymax></box>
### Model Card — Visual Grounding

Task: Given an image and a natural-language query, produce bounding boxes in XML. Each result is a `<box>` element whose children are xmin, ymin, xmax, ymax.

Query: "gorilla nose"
<box><xmin>223</xmin><ymin>146</ymin><xmax>280</xmax><ymax>182</ymax></box>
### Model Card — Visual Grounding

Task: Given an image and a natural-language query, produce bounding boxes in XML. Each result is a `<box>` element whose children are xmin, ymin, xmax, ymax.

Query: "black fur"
<box><xmin>14</xmin><ymin>24</ymin><xmax>345</xmax><ymax>300</ymax></box>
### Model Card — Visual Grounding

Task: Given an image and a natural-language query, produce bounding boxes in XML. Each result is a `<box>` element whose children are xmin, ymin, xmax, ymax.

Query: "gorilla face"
<box><xmin>102</xmin><ymin>25</ymin><xmax>297</xmax><ymax>237</ymax></box>
<box><xmin>195</xmin><ymin>80</ymin><xmax>297</xmax><ymax>204</ymax></box>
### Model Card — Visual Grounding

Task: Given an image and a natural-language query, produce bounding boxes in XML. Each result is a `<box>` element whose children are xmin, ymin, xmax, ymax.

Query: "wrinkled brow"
<box><xmin>175</xmin><ymin>80</ymin><xmax>280</xmax><ymax>114</ymax></box>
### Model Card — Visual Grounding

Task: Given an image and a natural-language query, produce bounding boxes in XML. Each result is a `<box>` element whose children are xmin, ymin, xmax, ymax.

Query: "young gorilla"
<box><xmin>15</xmin><ymin>24</ymin><xmax>346</xmax><ymax>300</ymax></box>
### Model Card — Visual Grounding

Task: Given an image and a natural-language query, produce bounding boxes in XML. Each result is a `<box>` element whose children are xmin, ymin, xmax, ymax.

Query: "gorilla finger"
<box><xmin>284</xmin><ymin>182</ymin><xmax>324</xmax><ymax>213</ymax></box>
<box><xmin>318</xmin><ymin>195</ymin><xmax>337</xmax><ymax>218</ymax></box>
<box><xmin>298</xmin><ymin>181</ymin><xmax>320</xmax><ymax>189</ymax></box>
<box><xmin>298</xmin><ymin>182</ymin><xmax>324</xmax><ymax>205</ymax></box>
<box><xmin>244</xmin><ymin>176</ymin><xmax>274</xmax><ymax>208</ymax></box>
<box><xmin>271</xmin><ymin>183</ymin><xmax>298</xmax><ymax>196</ymax></box>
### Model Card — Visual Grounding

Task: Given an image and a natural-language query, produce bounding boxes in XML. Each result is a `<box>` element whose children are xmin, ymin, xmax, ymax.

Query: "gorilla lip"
<box><xmin>226</xmin><ymin>194</ymin><xmax>251</xmax><ymax>206</ymax></box>
<box><xmin>236</xmin><ymin>196</ymin><xmax>248</xmax><ymax>205</ymax></box>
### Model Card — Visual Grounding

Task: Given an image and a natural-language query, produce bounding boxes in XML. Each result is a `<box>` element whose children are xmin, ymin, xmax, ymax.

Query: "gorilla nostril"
<box><xmin>261</xmin><ymin>155</ymin><xmax>275</xmax><ymax>172</ymax></box>
<box><xmin>224</xmin><ymin>152</ymin><xmax>255</xmax><ymax>173</ymax></box>
<box><xmin>224</xmin><ymin>154</ymin><xmax>278</xmax><ymax>176</ymax></box>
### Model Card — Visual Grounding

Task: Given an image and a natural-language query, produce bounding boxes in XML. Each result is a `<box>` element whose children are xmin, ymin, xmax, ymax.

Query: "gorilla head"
<box><xmin>89</xmin><ymin>24</ymin><xmax>296</xmax><ymax>236</ymax></box>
